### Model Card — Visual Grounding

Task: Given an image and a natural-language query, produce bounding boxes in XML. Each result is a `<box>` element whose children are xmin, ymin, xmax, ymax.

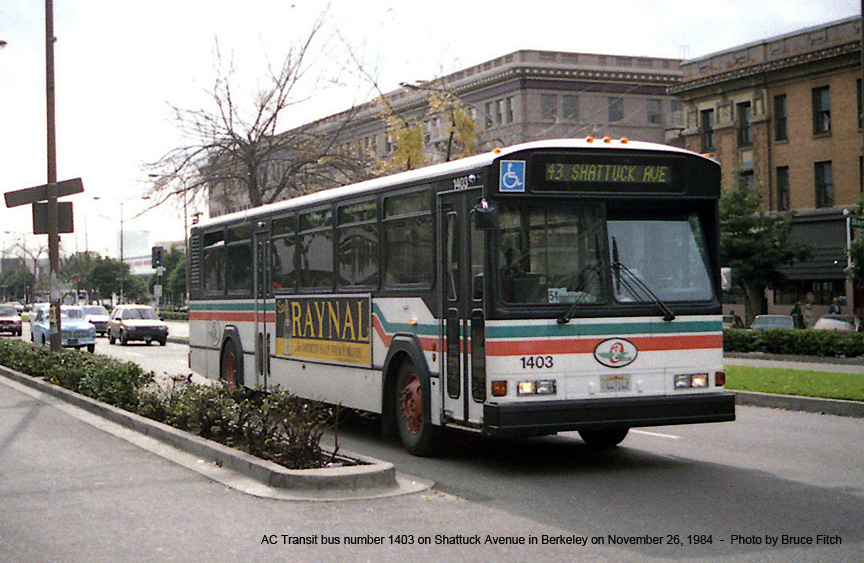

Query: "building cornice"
<box><xmin>671</xmin><ymin>41</ymin><xmax>860</xmax><ymax>94</ymax></box>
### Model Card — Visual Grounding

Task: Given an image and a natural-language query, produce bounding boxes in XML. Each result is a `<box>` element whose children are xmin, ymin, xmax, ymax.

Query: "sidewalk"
<box><xmin>164</xmin><ymin>319</ymin><xmax>188</xmax><ymax>343</ymax></box>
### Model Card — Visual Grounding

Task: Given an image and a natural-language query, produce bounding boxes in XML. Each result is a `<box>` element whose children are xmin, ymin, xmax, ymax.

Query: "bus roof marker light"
<box><xmin>603</xmin><ymin>137</ymin><xmax>612</xmax><ymax>143</ymax></box>
<box><xmin>585</xmin><ymin>136</ymin><xmax>594</xmax><ymax>143</ymax></box>
<box><xmin>620</xmin><ymin>137</ymin><xmax>629</xmax><ymax>144</ymax></box>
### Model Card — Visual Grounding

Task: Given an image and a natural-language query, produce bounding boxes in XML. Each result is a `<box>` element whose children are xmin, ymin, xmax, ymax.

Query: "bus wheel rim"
<box><xmin>224</xmin><ymin>352</ymin><xmax>236</xmax><ymax>389</ymax></box>
<box><xmin>399</xmin><ymin>373</ymin><xmax>423</xmax><ymax>435</ymax></box>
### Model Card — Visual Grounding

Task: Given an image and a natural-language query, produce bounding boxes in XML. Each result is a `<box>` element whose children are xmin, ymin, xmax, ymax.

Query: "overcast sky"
<box><xmin>0</xmin><ymin>0</ymin><xmax>860</xmax><ymax>258</ymax></box>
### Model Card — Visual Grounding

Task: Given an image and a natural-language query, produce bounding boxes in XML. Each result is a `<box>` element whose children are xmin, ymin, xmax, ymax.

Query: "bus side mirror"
<box><xmin>471</xmin><ymin>200</ymin><xmax>498</xmax><ymax>230</ymax></box>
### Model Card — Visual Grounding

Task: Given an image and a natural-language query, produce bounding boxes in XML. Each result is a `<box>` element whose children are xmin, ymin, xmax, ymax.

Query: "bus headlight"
<box><xmin>674</xmin><ymin>373</ymin><xmax>709</xmax><ymax>389</ymax></box>
<box><xmin>517</xmin><ymin>379</ymin><xmax>557</xmax><ymax>396</ymax></box>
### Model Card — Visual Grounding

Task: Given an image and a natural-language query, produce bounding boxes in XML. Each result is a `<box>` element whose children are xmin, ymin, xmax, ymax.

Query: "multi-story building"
<box><xmin>671</xmin><ymin>16</ymin><xmax>863</xmax><ymax>317</ymax></box>
<box><xmin>209</xmin><ymin>49</ymin><xmax>683</xmax><ymax>216</ymax></box>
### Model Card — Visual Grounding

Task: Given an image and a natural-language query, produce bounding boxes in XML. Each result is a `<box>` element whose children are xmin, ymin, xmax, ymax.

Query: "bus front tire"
<box><xmin>578</xmin><ymin>428</ymin><xmax>629</xmax><ymax>448</ymax></box>
<box><xmin>395</xmin><ymin>362</ymin><xmax>439</xmax><ymax>457</ymax></box>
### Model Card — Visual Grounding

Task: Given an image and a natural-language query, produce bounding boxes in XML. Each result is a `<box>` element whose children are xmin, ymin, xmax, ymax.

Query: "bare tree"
<box><xmin>148</xmin><ymin>14</ymin><xmax>374</xmax><ymax>216</ymax></box>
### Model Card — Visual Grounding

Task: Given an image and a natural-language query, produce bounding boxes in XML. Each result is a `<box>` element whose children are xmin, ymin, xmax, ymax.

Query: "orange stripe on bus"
<box><xmin>486</xmin><ymin>334</ymin><xmax>722</xmax><ymax>356</ymax></box>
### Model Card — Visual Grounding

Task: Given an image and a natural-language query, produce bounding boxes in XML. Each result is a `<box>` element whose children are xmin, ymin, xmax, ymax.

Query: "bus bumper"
<box><xmin>482</xmin><ymin>392</ymin><xmax>736</xmax><ymax>436</ymax></box>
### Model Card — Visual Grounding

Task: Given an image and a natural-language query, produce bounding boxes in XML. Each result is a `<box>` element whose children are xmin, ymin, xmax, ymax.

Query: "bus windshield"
<box><xmin>497</xmin><ymin>204</ymin><xmax>713</xmax><ymax>306</ymax></box>
<box><xmin>498</xmin><ymin>202</ymin><xmax>607</xmax><ymax>305</ymax></box>
<box><xmin>608</xmin><ymin>214</ymin><xmax>713</xmax><ymax>303</ymax></box>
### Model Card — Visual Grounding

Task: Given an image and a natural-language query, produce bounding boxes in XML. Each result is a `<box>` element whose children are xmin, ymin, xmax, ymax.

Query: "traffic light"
<box><xmin>152</xmin><ymin>246</ymin><xmax>164</xmax><ymax>268</ymax></box>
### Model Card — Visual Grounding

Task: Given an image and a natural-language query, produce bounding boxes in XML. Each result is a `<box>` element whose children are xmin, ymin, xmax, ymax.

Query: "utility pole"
<box><xmin>45</xmin><ymin>0</ymin><xmax>62</xmax><ymax>351</ymax></box>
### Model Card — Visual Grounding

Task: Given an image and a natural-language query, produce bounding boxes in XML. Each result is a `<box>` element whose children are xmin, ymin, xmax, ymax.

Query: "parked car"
<box><xmin>722</xmin><ymin>314</ymin><xmax>744</xmax><ymax>329</ymax></box>
<box><xmin>750</xmin><ymin>314</ymin><xmax>796</xmax><ymax>330</ymax></box>
<box><xmin>812</xmin><ymin>314</ymin><xmax>859</xmax><ymax>333</ymax></box>
<box><xmin>108</xmin><ymin>304</ymin><xmax>168</xmax><ymax>346</ymax></box>
<box><xmin>30</xmin><ymin>305</ymin><xmax>96</xmax><ymax>352</ymax></box>
<box><xmin>82</xmin><ymin>305</ymin><xmax>110</xmax><ymax>336</ymax></box>
<box><xmin>0</xmin><ymin>305</ymin><xmax>23</xmax><ymax>336</ymax></box>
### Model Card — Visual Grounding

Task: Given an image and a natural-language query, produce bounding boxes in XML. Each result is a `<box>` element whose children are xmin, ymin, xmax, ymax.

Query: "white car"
<box><xmin>82</xmin><ymin>305</ymin><xmax>110</xmax><ymax>336</ymax></box>
<box><xmin>108</xmin><ymin>304</ymin><xmax>169</xmax><ymax>346</ymax></box>
<box><xmin>812</xmin><ymin>315</ymin><xmax>859</xmax><ymax>333</ymax></box>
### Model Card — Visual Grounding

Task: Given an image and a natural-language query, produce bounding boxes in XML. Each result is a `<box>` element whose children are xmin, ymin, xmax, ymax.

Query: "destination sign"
<box><xmin>275</xmin><ymin>296</ymin><xmax>371</xmax><ymax>367</ymax></box>
<box><xmin>545</xmin><ymin>162</ymin><xmax>673</xmax><ymax>184</ymax></box>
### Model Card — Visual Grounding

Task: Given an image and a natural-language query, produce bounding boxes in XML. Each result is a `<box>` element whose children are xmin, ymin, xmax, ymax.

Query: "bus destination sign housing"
<box><xmin>527</xmin><ymin>152</ymin><xmax>685</xmax><ymax>195</ymax></box>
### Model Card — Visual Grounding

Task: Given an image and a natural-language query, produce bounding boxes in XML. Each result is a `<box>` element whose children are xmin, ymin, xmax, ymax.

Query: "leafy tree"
<box><xmin>89</xmin><ymin>257</ymin><xmax>131</xmax><ymax>304</ymax></box>
<box><xmin>0</xmin><ymin>264</ymin><xmax>34</xmax><ymax>303</ymax></box>
<box><xmin>150</xmin><ymin>247</ymin><xmax>186</xmax><ymax>306</ymax></box>
<box><xmin>376</xmin><ymin>85</ymin><xmax>480</xmax><ymax>174</ymax></box>
<box><xmin>719</xmin><ymin>177</ymin><xmax>808</xmax><ymax>325</ymax></box>
<box><xmin>60</xmin><ymin>251</ymin><xmax>100</xmax><ymax>299</ymax></box>
<box><xmin>846</xmin><ymin>197</ymin><xmax>864</xmax><ymax>286</ymax></box>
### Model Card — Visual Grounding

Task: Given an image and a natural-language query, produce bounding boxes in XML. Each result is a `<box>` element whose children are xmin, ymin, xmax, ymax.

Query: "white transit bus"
<box><xmin>188</xmin><ymin>138</ymin><xmax>735</xmax><ymax>455</ymax></box>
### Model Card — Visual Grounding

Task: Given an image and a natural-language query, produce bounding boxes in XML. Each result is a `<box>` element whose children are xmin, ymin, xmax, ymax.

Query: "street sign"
<box><xmin>4</xmin><ymin>177</ymin><xmax>84</xmax><ymax>208</ymax></box>
<box><xmin>32</xmin><ymin>201</ymin><xmax>74</xmax><ymax>234</ymax></box>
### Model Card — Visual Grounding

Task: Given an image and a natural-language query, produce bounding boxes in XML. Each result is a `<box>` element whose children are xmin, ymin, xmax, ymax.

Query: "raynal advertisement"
<box><xmin>275</xmin><ymin>296</ymin><xmax>371</xmax><ymax>367</ymax></box>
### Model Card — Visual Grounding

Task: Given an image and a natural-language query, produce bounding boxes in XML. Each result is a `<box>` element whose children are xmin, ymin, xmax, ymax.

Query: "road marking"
<box><xmin>631</xmin><ymin>429</ymin><xmax>681</xmax><ymax>440</ymax></box>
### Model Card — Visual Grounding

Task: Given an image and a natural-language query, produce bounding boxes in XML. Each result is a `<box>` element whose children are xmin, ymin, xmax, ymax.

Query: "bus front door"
<box><xmin>438</xmin><ymin>190</ymin><xmax>486</xmax><ymax>429</ymax></box>
<box><xmin>254</xmin><ymin>227</ymin><xmax>271</xmax><ymax>389</ymax></box>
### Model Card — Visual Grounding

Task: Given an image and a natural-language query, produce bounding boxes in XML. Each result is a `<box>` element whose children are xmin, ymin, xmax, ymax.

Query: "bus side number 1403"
<box><xmin>520</xmin><ymin>355</ymin><xmax>554</xmax><ymax>369</ymax></box>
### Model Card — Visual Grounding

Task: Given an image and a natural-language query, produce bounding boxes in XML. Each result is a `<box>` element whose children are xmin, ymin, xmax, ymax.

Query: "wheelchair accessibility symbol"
<box><xmin>499</xmin><ymin>160</ymin><xmax>525</xmax><ymax>192</ymax></box>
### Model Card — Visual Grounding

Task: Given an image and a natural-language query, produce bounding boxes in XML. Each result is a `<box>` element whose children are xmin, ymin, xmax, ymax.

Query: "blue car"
<box><xmin>31</xmin><ymin>305</ymin><xmax>97</xmax><ymax>352</ymax></box>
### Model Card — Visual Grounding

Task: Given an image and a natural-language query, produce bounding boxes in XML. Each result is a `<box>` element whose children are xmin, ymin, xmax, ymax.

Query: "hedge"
<box><xmin>723</xmin><ymin>328</ymin><xmax>864</xmax><ymax>358</ymax></box>
<box><xmin>0</xmin><ymin>338</ymin><xmax>332</xmax><ymax>469</ymax></box>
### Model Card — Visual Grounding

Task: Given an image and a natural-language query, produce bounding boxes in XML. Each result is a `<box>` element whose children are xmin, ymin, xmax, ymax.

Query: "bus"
<box><xmin>188</xmin><ymin>138</ymin><xmax>735</xmax><ymax>455</ymax></box>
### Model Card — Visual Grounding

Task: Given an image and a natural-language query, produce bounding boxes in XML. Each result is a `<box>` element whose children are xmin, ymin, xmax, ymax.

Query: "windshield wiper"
<box><xmin>611</xmin><ymin>237</ymin><xmax>676</xmax><ymax>322</ymax></box>
<box><xmin>556</xmin><ymin>261</ymin><xmax>605</xmax><ymax>325</ymax></box>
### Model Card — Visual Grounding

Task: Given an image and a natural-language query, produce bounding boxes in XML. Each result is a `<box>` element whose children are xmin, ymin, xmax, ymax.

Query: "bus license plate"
<box><xmin>601</xmin><ymin>374</ymin><xmax>631</xmax><ymax>392</ymax></box>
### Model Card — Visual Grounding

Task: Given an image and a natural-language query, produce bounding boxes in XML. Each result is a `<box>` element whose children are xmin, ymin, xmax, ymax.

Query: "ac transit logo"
<box><xmin>499</xmin><ymin>160</ymin><xmax>525</xmax><ymax>192</ymax></box>
<box><xmin>593</xmin><ymin>338</ymin><xmax>638</xmax><ymax>368</ymax></box>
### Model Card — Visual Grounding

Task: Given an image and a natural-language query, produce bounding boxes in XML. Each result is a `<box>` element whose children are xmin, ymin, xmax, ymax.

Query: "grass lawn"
<box><xmin>724</xmin><ymin>365</ymin><xmax>864</xmax><ymax>402</ymax></box>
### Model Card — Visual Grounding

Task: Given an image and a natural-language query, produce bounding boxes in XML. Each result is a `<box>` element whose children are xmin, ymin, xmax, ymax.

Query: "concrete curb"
<box><xmin>0</xmin><ymin>365</ymin><xmax>430</xmax><ymax>500</ymax></box>
<box><xmin>734</xmin><ymin>390</ymin><xmax>864</xmax><ymax>418</ymax></box>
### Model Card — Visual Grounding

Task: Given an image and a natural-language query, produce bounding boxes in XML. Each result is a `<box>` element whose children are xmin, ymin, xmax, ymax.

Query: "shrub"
<box><xmin>0</xmin><ymin>339</ymin><xmax>331</xmax><ymax>469</ymax></box>
<box><xmin>723</xmin><ymin>328</ymin><xmax>864</xmax><ymax>358</ymax></box>
<box><xmin>137</xmin><ymin>383</ymin><xmax>332</xmax><ymax>469</ymax></box>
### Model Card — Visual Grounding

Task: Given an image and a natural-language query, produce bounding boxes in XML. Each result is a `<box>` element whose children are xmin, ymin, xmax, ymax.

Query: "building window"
<box><xmin>484</xmin><ymin>102</ymin><xmax>495</xmax><ymax>128</ymax></box>
<box><xmin>540</xmin><ymin>95</ymin><xmax>557</xmax><ymax>121</ymax></box>
<box><xmin>815</xmin><ymin>161</ymin><xmax>833</xmax><ymax>208</ymax></box>
<box><xmin>700</xmin><ymin>109</ymin><xmax>715</xmax><ymax>151</ymax></box>
<box><xmin>777</xmin><ymin>166</ymin><xmax>790</xmax><ymax>211</ymax></box>
<box><xmin>608</xmin><ymin>97</ymin><xmax>624</xmax><ymax>122</ymax></box>
<box><xmin>812</xmin><ymin>86</ymin><xmax>830</xmax><ymax>135</ymax></box>
<box><xmin>737</xmin><ymin>101</ymin><xmax>752</xmax><ymax>146</ymax></box>
<box><xmin>774</xmin><ymin>95</ymin><xmax>787</xmax><ymax>141</ymax></box>
<box><xmin>563</xmin><ymin>96</ymin><xmax>579</xmax><ymax>122</ymax></box>
<box><xmin>503</xmin><ymin>97</ymin><xmax>514</xmax><ymax>123</ymax></box>
<box><xmin>647</xmin><ymin>99</ymin><xmax>662</xmax><ymax>124</ymax></box>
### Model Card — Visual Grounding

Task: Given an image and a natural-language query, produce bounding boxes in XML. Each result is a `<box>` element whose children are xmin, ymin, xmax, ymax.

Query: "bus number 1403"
<box><xmin>520</xmin><ymin>355</ymin><xmax>554</xmax><ymax>369</ymax></box>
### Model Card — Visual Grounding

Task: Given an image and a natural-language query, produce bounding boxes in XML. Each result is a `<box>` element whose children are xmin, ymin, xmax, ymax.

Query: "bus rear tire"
<box><xmin>395</xmin><ymin>362</ymin><xmax>439</xmax><ymax>456</ymax></box>
<box><xmin>220</xmin><ymin>339</ymin><xmax>243</xmax><ymax>391</ymax></box>
<box><xmin>578</xmin><ymin>428</ymin><xmax>629</xmax><ymax>448</ymax></box>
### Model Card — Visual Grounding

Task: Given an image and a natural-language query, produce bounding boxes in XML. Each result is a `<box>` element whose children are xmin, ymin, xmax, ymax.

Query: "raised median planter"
<box><xmin>0</xmin><ymin>365</ymin><xmax>425</xmax><ymax>498</ymax></box>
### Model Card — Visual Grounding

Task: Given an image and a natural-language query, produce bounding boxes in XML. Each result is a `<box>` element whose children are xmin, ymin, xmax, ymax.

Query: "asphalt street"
<box><xmin>1</xmin><ymin>325</ymin><xmax>863</xmax><ymax>561</ymax></box>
